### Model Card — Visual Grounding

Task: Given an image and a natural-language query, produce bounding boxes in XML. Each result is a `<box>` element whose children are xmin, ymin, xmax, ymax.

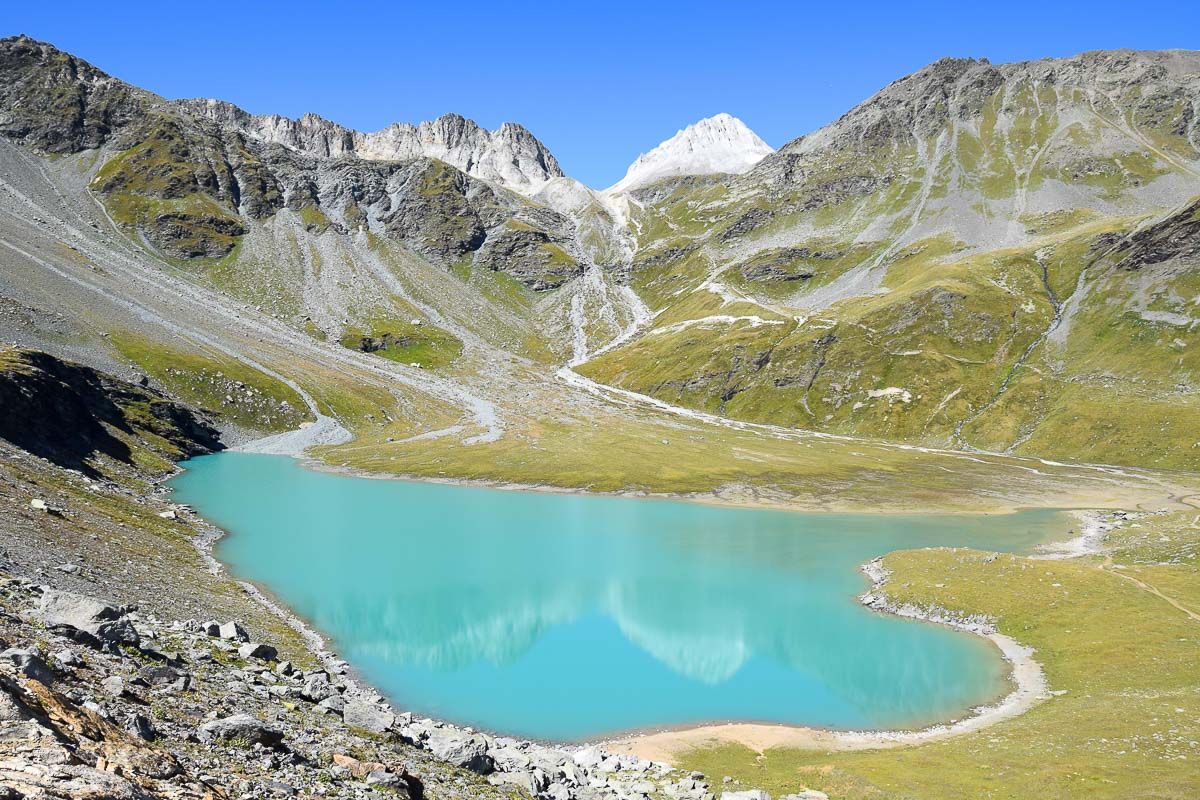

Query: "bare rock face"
<box><xmin>360</xmin><ymin>114</ymin><xmax>565</xmax><ymax>196</ymax></box>
<box><xmin>176</xmin><ymin>99</ymin><xmax>565</xmax><ymax>196</ymax></box>
<box><xmin>1112</xmin><ymin>195</ymin><xmax>1200</xmax><ymax>269</ymax></box>
<box><xmin>0</xmin><ymin>36</ymin><xmax>579</xmax><ymax>285</ymax></box>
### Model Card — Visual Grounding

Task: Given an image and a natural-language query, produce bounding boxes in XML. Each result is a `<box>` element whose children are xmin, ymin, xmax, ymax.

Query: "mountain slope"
<box><xmin>2</xmin><ymin>35</ymin><xmax>1199</xmax><ymax>473</ymax></box>
<box><xmin>580</xmin><ymin>50</ymin><xmax>1200</xmax><ymax>470</ymax></box>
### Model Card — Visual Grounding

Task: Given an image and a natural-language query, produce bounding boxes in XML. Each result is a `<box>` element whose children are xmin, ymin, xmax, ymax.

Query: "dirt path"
<box><xmin>1101</xmin><ymin>558</ymin><xmax>1200</xmax><ymax>623</ymax></box>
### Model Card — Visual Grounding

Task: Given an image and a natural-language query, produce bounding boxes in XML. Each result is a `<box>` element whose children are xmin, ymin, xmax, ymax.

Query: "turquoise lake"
<box><xmin>168</xmin><ymin>452</ymin><xmax>1067</xmax><ymax>741</ymax></box>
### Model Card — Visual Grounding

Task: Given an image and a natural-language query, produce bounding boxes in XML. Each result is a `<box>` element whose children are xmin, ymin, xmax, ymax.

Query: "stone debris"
<box><xmin>0</xmin><ymin>565</ymin><xmax>784</xmax><ymax>800</ymax></box>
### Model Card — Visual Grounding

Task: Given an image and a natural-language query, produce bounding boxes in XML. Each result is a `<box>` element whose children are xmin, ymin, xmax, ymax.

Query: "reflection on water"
<box><xmin>170</xmin><ymin>453</ymin><xmax>1065</xmax><ymax>740</ymax></box>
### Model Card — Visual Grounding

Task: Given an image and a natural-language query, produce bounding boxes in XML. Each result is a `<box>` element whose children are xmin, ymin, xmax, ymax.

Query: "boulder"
<box><xmin>217</xmin><ymin>621</ymin><xmax>248</xmax><ymax>642</ymax></box>
<box><xmin>426</xmin><ymin>729</ymin><xmax>494</xmax><ymax>774</ymax></box>
<box><xmin>238</xmin><ymin>642</ymin><xmax>278</xmax><ymax>661</ymax></box>
<box><xmin>316</xmin><ymin>694</ymin><xmax>345</xmax><ymax>715</ymax></box>
<box><xmin>573</xmin><ymin>746</ymin><xmax>607</xmax><ymax>768</ymax></box>
<box><xmin>198</xmin><ymin>714</ymin><xmax>285</xmax><ymax>748</ymax></box>
<box><xmin>332</xmin><ymin>754</ymin><xmax>388</xmax><ymax>779</ymax></box>
<box><xmin>125</xmin><ymin>713</ymin><xmax>156</xmax><ymax>741</ymax></box>
<box><xmin>137</xmin><ymin>664</ymin><xmax>184</xmax><ymax>686</ymax></box>
<box><xmin>51</xmin><ymin>649</ymin><xmax>82</xmax><ymax>668</ymax></box>
<box><xmin>366</xmin><ymin>769</ymin><xmax>408</xmax><ymax>792</ymax></box>
<box><xmin>489</xmin><ymin>771</ymin><xmax>543</xmax><ymax>795</ymax></box>
<box><xmin>722</xmin><ymin>792</ymin><xmax>771</xmax><ymax>800</ymax></box>
<box><xmin>37</xmin><ymin>589</ymin><xmax>139</xmax><ymax>647</ymax></box>
<box><xmin>301</xmin><ymin>671</ymin><xmax>337</xmax><ymax>702</ymax></box>
<box><xmin>1</xmin><ymin>648</ymin><xmax>55</xmax><ymax>684</ymax></box>
<box><xmin>342</xmin><ymin>698</ymin><xmax>394</xmax><ymax>733</ymax></box>
<box><xmin>490</xmin><ymin>746</ymin><xmax>533</xmax><ymax>772</ymax></box>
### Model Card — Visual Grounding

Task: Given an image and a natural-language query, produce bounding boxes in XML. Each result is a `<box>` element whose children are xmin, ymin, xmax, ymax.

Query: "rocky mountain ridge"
<box><xmin>175</xmin><ymin>99</ymin><xmax>566</xmax><ymax>196</ymax></box>
<box><xmin>2</xmin><ymin>34</ymin><xmax>1200</xmax><ymax>472</ymax></box>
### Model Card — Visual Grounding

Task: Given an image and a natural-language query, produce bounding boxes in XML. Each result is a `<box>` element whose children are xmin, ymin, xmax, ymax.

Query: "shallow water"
<box><xmin>169</xmin><ymin>452</ymin><xmax>1066</xmax><ymax>741</ymax></box>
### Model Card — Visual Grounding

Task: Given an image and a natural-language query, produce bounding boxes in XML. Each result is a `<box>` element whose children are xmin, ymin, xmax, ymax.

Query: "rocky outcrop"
<box><xmin>474</xmin><ymin>223</ymin><xmax>583</xmax><ymax>290</ymax></box>
<box><xmin>0</xmin><ymin>34</ymin><xmax>156</xmax><ymax>154</ymax></box>
<box><xmin>0</xmin><ymin>348</ymin><xmax>221</xmax><ymax>476</ymax></box>
<box><xmin>1112</xmin><ymin>195</ymin><xmax>1200</xmax><ymax>269</ymax></box>
<box><xmin>176</xmin><ymin>99</ymin><xmax>564</xmax><ymax>196</ymax></box>
<box><xmin>736</xmin><ymin>247</ymin><xmax>845</xmax><ymax>283</ymax></box>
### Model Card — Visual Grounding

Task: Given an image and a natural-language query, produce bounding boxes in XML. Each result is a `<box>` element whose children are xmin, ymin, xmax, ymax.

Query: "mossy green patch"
<box><xmin>338</xmin><ymin>315</ymin><xmax>463</xmax><ymax>370</ymax></box>
<box><xmin>109</xmin><ymin>331</ymin><xmax>311</xmax><ymax>433</ymax></box>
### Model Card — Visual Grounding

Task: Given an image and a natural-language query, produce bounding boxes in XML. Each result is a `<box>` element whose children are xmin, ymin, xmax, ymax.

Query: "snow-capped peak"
<box><xmin>606</xmin><ymin>113</ymin><xmax>773</xmax><ymax>194</ymax></box>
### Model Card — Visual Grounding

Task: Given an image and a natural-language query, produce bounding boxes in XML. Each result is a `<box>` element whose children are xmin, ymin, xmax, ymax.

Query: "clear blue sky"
<box><xmin>8</xmin><ymin>1</ymin><xmax>1198</xmax><ymax>188</ymax></box>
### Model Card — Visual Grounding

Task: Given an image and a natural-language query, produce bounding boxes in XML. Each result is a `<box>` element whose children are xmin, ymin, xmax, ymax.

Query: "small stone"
<box><xmin>100</xmin><ymin>675</ymin><xmax>125</xmax><ymax>696</ymax></box>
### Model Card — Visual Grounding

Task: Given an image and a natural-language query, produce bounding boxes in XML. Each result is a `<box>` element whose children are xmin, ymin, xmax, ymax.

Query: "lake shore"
<box><xmin>292</xmin><ymin>449</ymin><xmax>1182</xmax><ymax>518</ymax></box>
<box><xmin>604</xmin><ymin>509</ymin><xmax>1128</xmax><ymax>762</ymax></box>
<box><xmin>184</xmin><ymin>424</ymin><xmax>1137</xmax><ymax>763</ymax></box>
